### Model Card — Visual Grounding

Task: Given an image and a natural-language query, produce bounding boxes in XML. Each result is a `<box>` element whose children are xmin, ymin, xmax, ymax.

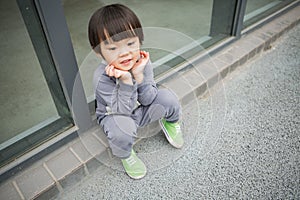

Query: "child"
<box><xmin>88</xmin><ymin>4</ymin><xmax>183</xmax><ymax>179</ymax></box>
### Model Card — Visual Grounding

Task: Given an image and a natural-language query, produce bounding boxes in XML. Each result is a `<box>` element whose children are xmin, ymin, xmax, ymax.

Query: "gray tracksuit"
<box><xmin>93</xmin><ymin>60</ymin><xmax>181</xmax><ymax>158</ymax></box>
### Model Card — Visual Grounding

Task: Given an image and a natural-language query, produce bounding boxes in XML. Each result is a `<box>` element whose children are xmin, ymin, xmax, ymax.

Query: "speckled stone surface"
<box><xmin>56</xmin><ymin>24</ymin><xmax>300</xmax><ymax>200</ymax></box>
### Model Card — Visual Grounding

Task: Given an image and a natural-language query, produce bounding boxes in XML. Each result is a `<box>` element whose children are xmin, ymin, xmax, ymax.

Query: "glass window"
<box><xmin>244</xmin><ymin>0</ymin><xmax>295</xmax><ymax>27</ymax></box>
<box><xmin>63</xmin><ymin>0</ymin><xmax>231</xmax><ymax>108</ymax></box>
<box><xmin>0</xmin><ymin>0</ymin><xmax>73</xmax><ymax>166</ymax></box>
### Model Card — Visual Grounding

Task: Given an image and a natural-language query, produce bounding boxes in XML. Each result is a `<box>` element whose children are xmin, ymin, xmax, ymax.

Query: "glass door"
<box><xmin>244</xmin><ymin>0</ymin><xmax>296</xmax><ymax>27</ymax></box>
<box><xmin>0</xmin><ymin>0</ymin><xmax>73</xmax><ymax>167</ymax></box>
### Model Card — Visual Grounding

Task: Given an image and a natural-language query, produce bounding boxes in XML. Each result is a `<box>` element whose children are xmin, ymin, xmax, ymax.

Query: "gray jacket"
<box><xmin>93</xmin><ymin>60</ymin><xmax>158</xmax><ymax>124</ymax></box>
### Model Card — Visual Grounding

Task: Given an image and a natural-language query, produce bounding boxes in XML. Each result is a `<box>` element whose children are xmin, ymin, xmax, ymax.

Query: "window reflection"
<box><xmin>0</xmin><ymin>1</ymin><xmax>58</xmax><ymax>146</ymax></box>
<box><xmin>63</xmin><ymin>0</ymin><xmax>214</xmax><ymax>104</ymax></box>
<box><xmin>244</xmin><ymin>0</ymin><xmax>295</xmax><ymax>26</ymax></box>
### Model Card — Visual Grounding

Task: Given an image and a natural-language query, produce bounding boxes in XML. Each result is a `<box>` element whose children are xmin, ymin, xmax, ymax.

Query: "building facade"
<box><xmin>0</xmin><ymin>0</ymin><xmax>298</xmax><ymax>192</ymax></box>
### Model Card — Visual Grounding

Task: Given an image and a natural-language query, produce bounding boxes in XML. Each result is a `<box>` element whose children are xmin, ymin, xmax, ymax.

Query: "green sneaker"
<box><xmin>121</xmin><ymin>149</ymin><xmax>147</xmax><ymax>179</ymax></box>
<box><xmin>159</xmin><ymin>119</ymin><xmax>184</xmax><ymax>148</ymax></box>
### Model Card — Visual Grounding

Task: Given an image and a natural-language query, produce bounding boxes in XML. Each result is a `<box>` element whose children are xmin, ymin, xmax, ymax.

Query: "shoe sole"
<box><xmin>127</xmin><ymin>171</ymin><xmax>147</xmax><ymax>180</ymax></box>
<box><xmin>159</xmin><ymin>119</ymin><xmax>183</xmax><ymax>149</ymax></box>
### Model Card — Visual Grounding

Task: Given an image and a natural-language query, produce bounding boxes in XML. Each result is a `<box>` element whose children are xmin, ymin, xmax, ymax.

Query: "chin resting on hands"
<box><xmin>105</xmin><ymin>64</ymin><xmax>133</xmax><ymax>85</ymax></box>
<box><xmin>131</xmin><ymin>51</ymin><xmax>149</xmax><ymax>84</ymax></box>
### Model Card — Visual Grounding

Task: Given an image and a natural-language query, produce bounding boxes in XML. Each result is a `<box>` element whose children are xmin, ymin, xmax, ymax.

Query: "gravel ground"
<box><xmin>56</xmin><ymin>24</ymin><xmax>300</xmax><ymax>200</ymax></box>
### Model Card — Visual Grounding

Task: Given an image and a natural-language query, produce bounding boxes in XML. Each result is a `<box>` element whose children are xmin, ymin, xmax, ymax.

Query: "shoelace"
<box><xmin>174</xmin><ymin>124</ymin><xmax>181</xmax><ymax>134</ymax></box>
<box><xmin>124</xmin><ymin>155</ymin><xmax>136</xmax><ymax>166</ymax></box>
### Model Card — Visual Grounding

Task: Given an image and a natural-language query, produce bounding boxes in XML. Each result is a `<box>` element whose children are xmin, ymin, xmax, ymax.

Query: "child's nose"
<box><xmin>119</xmin><ymin>46</ymin><xmax>130</xmax><ymax>57</ymax></box>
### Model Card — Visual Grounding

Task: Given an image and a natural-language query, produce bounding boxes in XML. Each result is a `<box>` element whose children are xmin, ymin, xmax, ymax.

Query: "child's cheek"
<box><xmin>109</xmin><ymin>54</ymin><xmax>119</xmax><ymax>65</ymax></box>
<box><xmin>134</xmin><ymin>50</ymin><xmax>141</xmax><ymax>63</ymax></box>
<box><xmin>111</xmin><ymin>60</ymin><xmax>119</xmax><ymax>68</ymax></box>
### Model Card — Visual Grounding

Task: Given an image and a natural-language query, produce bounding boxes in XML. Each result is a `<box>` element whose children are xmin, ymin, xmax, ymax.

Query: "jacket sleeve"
<box><xmin>95</xmin><ymin>95</ymin><xmax>107</xmax><ymax>124</ymax></box>
<box><xmin>95</xmin><ymin>72</ymin><xmax>138</xmax><ymax>123</ymax></box>
<box><xmin>137</xmin><ymin>60</ymin><xmax>158</xmax><ymax>106</ymax></box>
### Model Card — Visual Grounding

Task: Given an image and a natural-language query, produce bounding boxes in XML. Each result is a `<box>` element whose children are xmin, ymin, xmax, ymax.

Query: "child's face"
<box><xmin>100</xmin><ymin>36</ymin><xmax>140</xmax><ymax>71</ymax></box>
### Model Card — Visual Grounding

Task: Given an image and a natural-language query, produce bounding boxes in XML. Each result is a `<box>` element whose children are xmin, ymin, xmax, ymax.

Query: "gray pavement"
<box><xmin>57</xmin><ymin>24</ymin><xmax>300</xmax><ymax>199</ymax></box>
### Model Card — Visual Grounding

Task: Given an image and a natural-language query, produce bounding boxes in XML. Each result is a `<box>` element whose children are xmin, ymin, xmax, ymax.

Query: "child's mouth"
<box><xmin>120</xmin><ymin>59</ymin><xmax>132</xmax><ymax>65</ymax></box>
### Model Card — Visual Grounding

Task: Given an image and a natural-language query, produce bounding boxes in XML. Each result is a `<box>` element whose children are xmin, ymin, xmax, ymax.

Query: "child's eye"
<box><xmin>108</xmin><ymin>47</ymin><xmax>116</xmax><ymax>51</ymax></box>
<box><xmin>128</xmin><ymin>41</ymin><xmax>135</xmax><ymax>46</ymax></box>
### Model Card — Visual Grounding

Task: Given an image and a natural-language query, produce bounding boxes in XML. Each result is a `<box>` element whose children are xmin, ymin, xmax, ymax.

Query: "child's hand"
<box><xmin>105</xmin><ymin>64</ymin><xmax>133</xmax><ymax>85</ymax></box>
<box><xmin>131</xmin><ymin>51</ymin><xmax>149</xmax><ymax>84</ymax></box>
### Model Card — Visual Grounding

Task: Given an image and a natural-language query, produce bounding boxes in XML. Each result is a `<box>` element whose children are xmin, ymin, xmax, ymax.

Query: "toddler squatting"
<box><xmin>88</xmin><ymin>4</ymin><xmax>184</xmax><ymax>179</ymax></box>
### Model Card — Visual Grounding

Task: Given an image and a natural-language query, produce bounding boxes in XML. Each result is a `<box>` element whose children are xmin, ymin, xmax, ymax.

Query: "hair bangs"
<box><xmin>99</xmin><ymin>4</ymin><xmax>143</xmax><ymax>43</ymax></box>
<box><xmin>103</xmin><ymin>20</ymin><xmax>138</xmax><ymax>43</ymax></box>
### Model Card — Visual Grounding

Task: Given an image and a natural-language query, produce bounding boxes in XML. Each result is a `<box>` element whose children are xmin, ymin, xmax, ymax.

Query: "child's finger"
<box><xmin>114</xmin><ymin>70</ymin><xmax>121</xmax><ymax>78</ymax></box>
<box><xmin>105</xmin><ymin>66</ymin><xmax>110</xmax><ymax>75</ymax></box>
<box><xmin>110</xmin><ymin>67</ymin><xmax>116</xmax><ymax>77</ymax></box>
<box><xmin>140</xmin><ymin>51</ymin><xmax>148</xmax><ymax>59</ymax></box>
<box><xmin>106</xmin><ymin>65</ymin><xmax>114</xmax><ymax>76</ymax></box>
<box><xmin>105</xmin><ymin>65</ymin><xmax>109</xmax><ymax>73</ymax></box>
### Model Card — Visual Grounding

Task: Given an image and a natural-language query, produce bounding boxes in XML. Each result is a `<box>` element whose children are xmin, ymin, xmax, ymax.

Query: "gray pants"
<box><xmin>100</xmin><ymin>89</ymin><xmax>181</xmax><ymax>158</ymax></box>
